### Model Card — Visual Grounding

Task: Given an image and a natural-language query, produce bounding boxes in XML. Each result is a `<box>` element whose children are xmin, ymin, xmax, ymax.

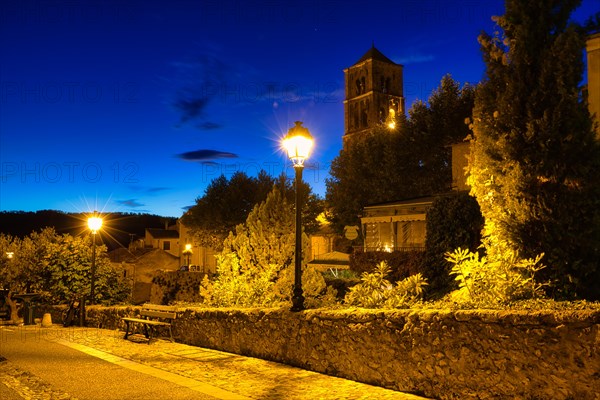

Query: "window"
<box><xmin>163</xmin><ymin>241</ymin><xmax>171</xmax><ymax>251</ymax></box>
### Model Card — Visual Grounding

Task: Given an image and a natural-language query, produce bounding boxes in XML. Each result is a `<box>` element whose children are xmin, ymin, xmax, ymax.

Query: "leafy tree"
<box><xmin>182</xmin><ymin>171</ymin><xmax>275</xmax><ymax>250</ymax></box>
<box><xmin>326</xmin><ymin>75</ymin><xmax>475</xmax><ymax>233</ymax></box>
<box><xmin>274</xmin><ymin>174</ymin><xmax>324</xmax><ymax>237</ymax></box>
<box><xmin>468</xmin><ymin>0</ymin><xmax>600</xmax><ymax>299</ymax></box>
<box><xmin>183</xmin><ymin>171</ymin><xmax>323</xmax><ymax>251</ymax></box>
<box><xmin>37</xmin><ymin>230</ymin><xmax>130</xmax><ymax>304</ymax></box>
<box><xmin>0</xmin><ymin>228</ymin><xmax>130</xmax><ymax>321</ymax></box>
<box><xmin>200</xmin><ymin>187</ymin><xmax>335</xmax><ymax>308</ymax></box>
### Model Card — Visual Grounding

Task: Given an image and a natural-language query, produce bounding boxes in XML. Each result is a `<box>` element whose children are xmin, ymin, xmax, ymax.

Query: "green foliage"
<box><xmin>321</xmin><ymin>268</ymin><xmax>358</xmax><ymax>280</ymax></box>
<box><xmin>326</xmin><ymin>75</ymin><xmax>475</xmax><ymax>233</ymax></box>
<box><xmin>182</xmin><ymin>171</ymin><xmax>276</xmax><ymax>250</ymax></box>
<box><xmin>200</xmin><ymin>187</ymin><xmax>336</xmax><ymax>308</ymax></box>
<box><xmin>424</xmin><ymin>193</ymin><xmax>483</xmax><ymax>294</ymax></box>
<box><xmin>445</xmin><ymin>246</ymin><xmax>546</xmax><ymax>306</ymax></box>
<box><xmin>150</xmin><ymin>271</ymin><xmax>207</xmax><ymax>305</ymax></box>
<box><xmin>0</xmin><ymin>228</ymin><xmax>130</xmax><ymax>305</ymax></box>
<box><xmin>349</xmin><ymin>250</ymin><xmax>426</xmax><ymax>283</ymax></box>
<box><xmin>344</xmin><ymin>261</ymin><xmax>428</xmax><ymax>308</ymax></box>
<box><xmin>201</xmin><ymin>253</ymin><xmax>281</xmax><ymax>307</ymax></box>
<box><xmin>469</xmin><ymin>0</ymin><xmax>600</xmax><ymax>299</ymax></box>
<box><xmin>183</xmin><ymin>171</ymin><xmax>323</xmax><ymax>251</ymax></box>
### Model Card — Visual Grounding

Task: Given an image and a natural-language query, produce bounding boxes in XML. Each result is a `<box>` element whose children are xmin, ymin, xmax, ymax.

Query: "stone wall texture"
<box><xmin>76</xmin><ymin>307</ymin><xmax>600</xmax><ymax>399</ymax></box>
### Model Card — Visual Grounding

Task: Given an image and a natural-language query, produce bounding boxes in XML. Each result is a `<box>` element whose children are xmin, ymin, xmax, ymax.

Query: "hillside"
<box><xmin>0</xmin><ymin>210</ymin><xmax>178</xmax><ymax>250</ymax></box>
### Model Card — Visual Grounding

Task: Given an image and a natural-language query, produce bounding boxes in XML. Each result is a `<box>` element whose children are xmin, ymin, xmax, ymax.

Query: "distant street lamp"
<box><xmin>87</xmin><ymin>213</ymin><xmax>103</xmax><ymax>305</ymax></box>
<box><xmin>282</xmin><ymin>121</ymin><xmax>314</xmax><ymax>312</ymax></box>
<box><xmin>183</xmin><ymin>244</ymin><xmax>193</xmax><ymax>268</ymax></box>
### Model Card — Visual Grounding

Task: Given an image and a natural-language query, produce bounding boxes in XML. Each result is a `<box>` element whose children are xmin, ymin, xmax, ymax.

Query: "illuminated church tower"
<box><xmin>343</xmin><ymin>45</ymin><xmax>405</xmax><ymax>141</ymax></box>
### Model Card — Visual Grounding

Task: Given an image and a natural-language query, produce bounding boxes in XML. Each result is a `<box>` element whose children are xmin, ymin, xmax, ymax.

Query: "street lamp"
<box><xmin>87</xmin><ymin>213</ymin><xmax>103</xmax><ymax>304</ymax></box>
<box><xmin>282</xmin><ymin>121</ymin><xmax>314</xmax><ymax>312</ymax></box>
<box><xmin>183</xmin><ymin>244</ymin><xmax>193</xmax><ymax>269</ymax></box>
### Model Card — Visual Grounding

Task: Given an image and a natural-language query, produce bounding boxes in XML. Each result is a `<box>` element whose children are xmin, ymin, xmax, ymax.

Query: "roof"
<box><xmin>354</xmin><ymin>45</ymin><xmax>397</xmax><ymax>65</ymax></box>
<box><xmin>107</xmin><ymin>248</ymin><xmax>137</xmax><ymax>263</ymax></box>
<box><xmin>307</xmin><ymin>251</ymin><xmax>350</xmax><ymax>269</ymax></box>
<box><xmin>363</xmin><ymin>195</ymin><xmax>436</xmax><ymax>210</ymax></box>
<box><xmin>146</xmin><ymin>228</ymin><xmax>179</xmax><ymax>239</ymax></box>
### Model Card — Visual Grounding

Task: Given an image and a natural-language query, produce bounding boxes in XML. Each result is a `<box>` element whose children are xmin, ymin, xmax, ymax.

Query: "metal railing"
<box><xmin>353</xmin><ymin>246</ymin><xmax>425</xmax><ymax>253</ymax></box>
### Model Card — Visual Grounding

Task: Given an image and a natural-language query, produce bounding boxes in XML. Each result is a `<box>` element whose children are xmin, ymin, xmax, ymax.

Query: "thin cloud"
<box><xmin>177</xmin><ymin>149</ymin><xmax>238</xmax><ymax>161</ymax></box>
<box><xmin>128</xmin><ymin>186</ymin><xmax>171</xmax><ymax>194</ymax></box>
<box><xmin>171</xmin><ymin>54</ymin><xmax>229</xmax><ymax>126</ymax></box>
<box><xmin>197</xmin><ymin>122</ymin><xmax>223</xmax><ymax>130</ymax></box>
<box><xmin>116</xmin><ymin>199</ymin><xmax>145</xmax><ymax>208</ymax></box>
<box><xmin>394</xmin><ymin>54</ymin><xmax>435</xmax><ymax>65</ymax></box>
<box><xmin>146</xmin><ymin>187</ymin><xmax>170</xmax><ymax>193</ymax></box>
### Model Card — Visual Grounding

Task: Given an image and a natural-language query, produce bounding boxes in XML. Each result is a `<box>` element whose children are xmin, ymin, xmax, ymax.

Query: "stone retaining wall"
<box><xmin>71</xmin><ymin>306</ymin><xmax>600</xmax><ymax>399</ymax></box>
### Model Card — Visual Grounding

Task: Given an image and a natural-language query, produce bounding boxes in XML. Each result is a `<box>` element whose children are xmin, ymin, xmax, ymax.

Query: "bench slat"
<box><xmin>121</xmin><ymin>304</ymin><xmax>177</xmax><ymax>344</ymax></box>
<box><xmin>122</xmin><ymin>318</ymin><xmax>170</xmax><ymax>326</ymax></box>
<box><xmin>141</xmin><ymin>305</ymin><xmax>178</xmax><ymax>312</ymax></box>
<box><xmin>141</xmin><ymin>310</ymin><xmax>176</xmax><ymax>319</ymax></box>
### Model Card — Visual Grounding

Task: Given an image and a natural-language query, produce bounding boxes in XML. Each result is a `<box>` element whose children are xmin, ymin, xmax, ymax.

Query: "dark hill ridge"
<box><xmin>0</xmin><ymin>210</ymin><xmax>177</xmax><ymax>251</ymax></box>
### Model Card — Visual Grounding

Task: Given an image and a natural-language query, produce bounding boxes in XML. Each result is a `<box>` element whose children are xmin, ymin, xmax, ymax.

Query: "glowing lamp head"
<box><xmin>185</xmin><ymin>243</ymin><xmax>192</xmax><ymax>251</ymax></box>
<box><xmin>88</xmin><ymin>215</ymin><xmax>103</xmax><ymax>233</ymax></box>
<box><xmin>283</xmin><ymin>121</ymin><xmax>314</xmax><ymax>166</ymax></box>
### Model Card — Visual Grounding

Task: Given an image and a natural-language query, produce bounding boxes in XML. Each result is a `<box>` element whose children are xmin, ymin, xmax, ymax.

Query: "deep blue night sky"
<box><xmin>1</xmin><ymin>0</ymin><xmax>597</xmax><ymax>217</ymax></box>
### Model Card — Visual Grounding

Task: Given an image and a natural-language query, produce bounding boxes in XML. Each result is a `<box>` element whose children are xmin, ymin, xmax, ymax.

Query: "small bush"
<box><xmin>344</xmin><ymin>261</ymin><xmax>428</xmax><ymax>308</ymax></box>
<box><xmin>445</xmin><ymin>246</ymin><xmax>546</xmax><ymax>306</ymax></box>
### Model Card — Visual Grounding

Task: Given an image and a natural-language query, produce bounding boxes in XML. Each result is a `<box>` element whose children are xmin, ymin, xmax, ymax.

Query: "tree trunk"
<box><xmin>5</xmin><ymin>292</ymin><xmax>19</xmax><ymax>324</ymax></box>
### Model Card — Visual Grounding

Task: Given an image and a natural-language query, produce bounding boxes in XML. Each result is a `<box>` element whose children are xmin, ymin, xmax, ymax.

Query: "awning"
<box><xmin>361</xmin><ymin>214</ymin><xmax>426</xmax><ymax>223</ymax></box>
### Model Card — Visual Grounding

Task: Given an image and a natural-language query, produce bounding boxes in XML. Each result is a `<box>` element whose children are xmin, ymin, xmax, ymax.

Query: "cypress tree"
<box><xmin>468</xmin><ymin>0</ymin><xmax>600</xmax><ymax>299</ymax></box>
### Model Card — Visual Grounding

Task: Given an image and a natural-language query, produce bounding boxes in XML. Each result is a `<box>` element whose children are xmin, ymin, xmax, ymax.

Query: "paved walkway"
<box><xmin>0</xmin><ymin>324</ymin><xmax>429</xmax><ymax>399</ymax></box>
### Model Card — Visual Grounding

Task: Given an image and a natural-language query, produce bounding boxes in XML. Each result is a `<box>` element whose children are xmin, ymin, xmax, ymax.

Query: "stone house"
<box><xmin>144</xmin><ymin>228</ymin><xmax>179</xmax><ymax>257</ymax></box>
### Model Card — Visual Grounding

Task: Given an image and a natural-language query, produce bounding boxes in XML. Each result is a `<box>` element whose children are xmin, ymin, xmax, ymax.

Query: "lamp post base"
<box><xmin>290</xmin><ymin>286</ymin><xmax>305</xmax><ymax>312</ymax></box>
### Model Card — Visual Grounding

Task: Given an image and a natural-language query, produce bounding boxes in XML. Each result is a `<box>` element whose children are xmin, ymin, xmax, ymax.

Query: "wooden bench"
<box><xmin>121</xmin><ymin>304</ymin><xmax>177</xmax><ymax>344</ymax></box>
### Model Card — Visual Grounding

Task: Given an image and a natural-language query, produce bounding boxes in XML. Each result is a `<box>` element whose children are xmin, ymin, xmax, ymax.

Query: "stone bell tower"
<box><xmin>343</xmin><ymin>45</ymin><xmax>405</xmax><ymax>142</ymax></box>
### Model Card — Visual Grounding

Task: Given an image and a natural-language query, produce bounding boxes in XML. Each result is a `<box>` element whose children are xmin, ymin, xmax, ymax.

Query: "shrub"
<box><xmin>445</xmin><ymin>246</ymin><xmax>546</xmax><ymax>306</ymax></box>
<box><xmin>199</xmin><ymin>187</ymin><xmax>337</xmax><ymax>308</ymax></box>
<box><xmin>350</xmin><ymin>250</ymin><xmax>426</xmax><ymax>282</ymax></box>
<box><xmin>150</xmin><ymin>271</ymin><xmax>207</xmax><ymax>305</ymax></box>
<box><xmin>344</xmin><ymin>261</ymin><xmax>428</xmax><ymax>308</ymax></box>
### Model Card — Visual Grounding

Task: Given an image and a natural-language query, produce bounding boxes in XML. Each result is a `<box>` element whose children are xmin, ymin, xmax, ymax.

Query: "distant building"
<box><xmin>144</xmin><ymin>228</ymin><xmax>179</xmax><ymax>257</ymax></box>
<box><xmin>142</xmin><ymin>220</ymin><xmax>217</xmax><ymax>273</ymax></box>
<box><xmin>343</xmin><ymin>45</ymin><xmax>405</xmax><ymax>142</ymax></box>
<box><xmin>359</xmin><ymin>140</ymin><xmax>471</xmax><ymax>252</ymax></box>
<box><xmin>344</xmin><ymin>46</ymin><xmax>470</xmax><ymax>252</ymax></box>
<box><xmin>177</xmin><ymin>220</ymin><xmax>217</xmax><ymax>273</ymax></box>
<box><xmin>587</xmin><ymin>33</ymin><xmax>600</xmax><ymax>136</ymax></box>
<box><xmin>361</xmin><ymin>197</ymin><xmax>432</xmax><ymax>252</ymax></box>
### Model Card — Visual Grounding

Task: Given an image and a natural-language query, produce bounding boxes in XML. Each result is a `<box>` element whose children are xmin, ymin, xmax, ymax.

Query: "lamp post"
<box><xmin>283</xmin><ymin>121</ymin><xmax>314</xmax><ymax>312</ymax></box>
<box><xmin>87</xmin><ymin>213</ymin><xmax>103</xmax><ymax>305</ymax></box>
